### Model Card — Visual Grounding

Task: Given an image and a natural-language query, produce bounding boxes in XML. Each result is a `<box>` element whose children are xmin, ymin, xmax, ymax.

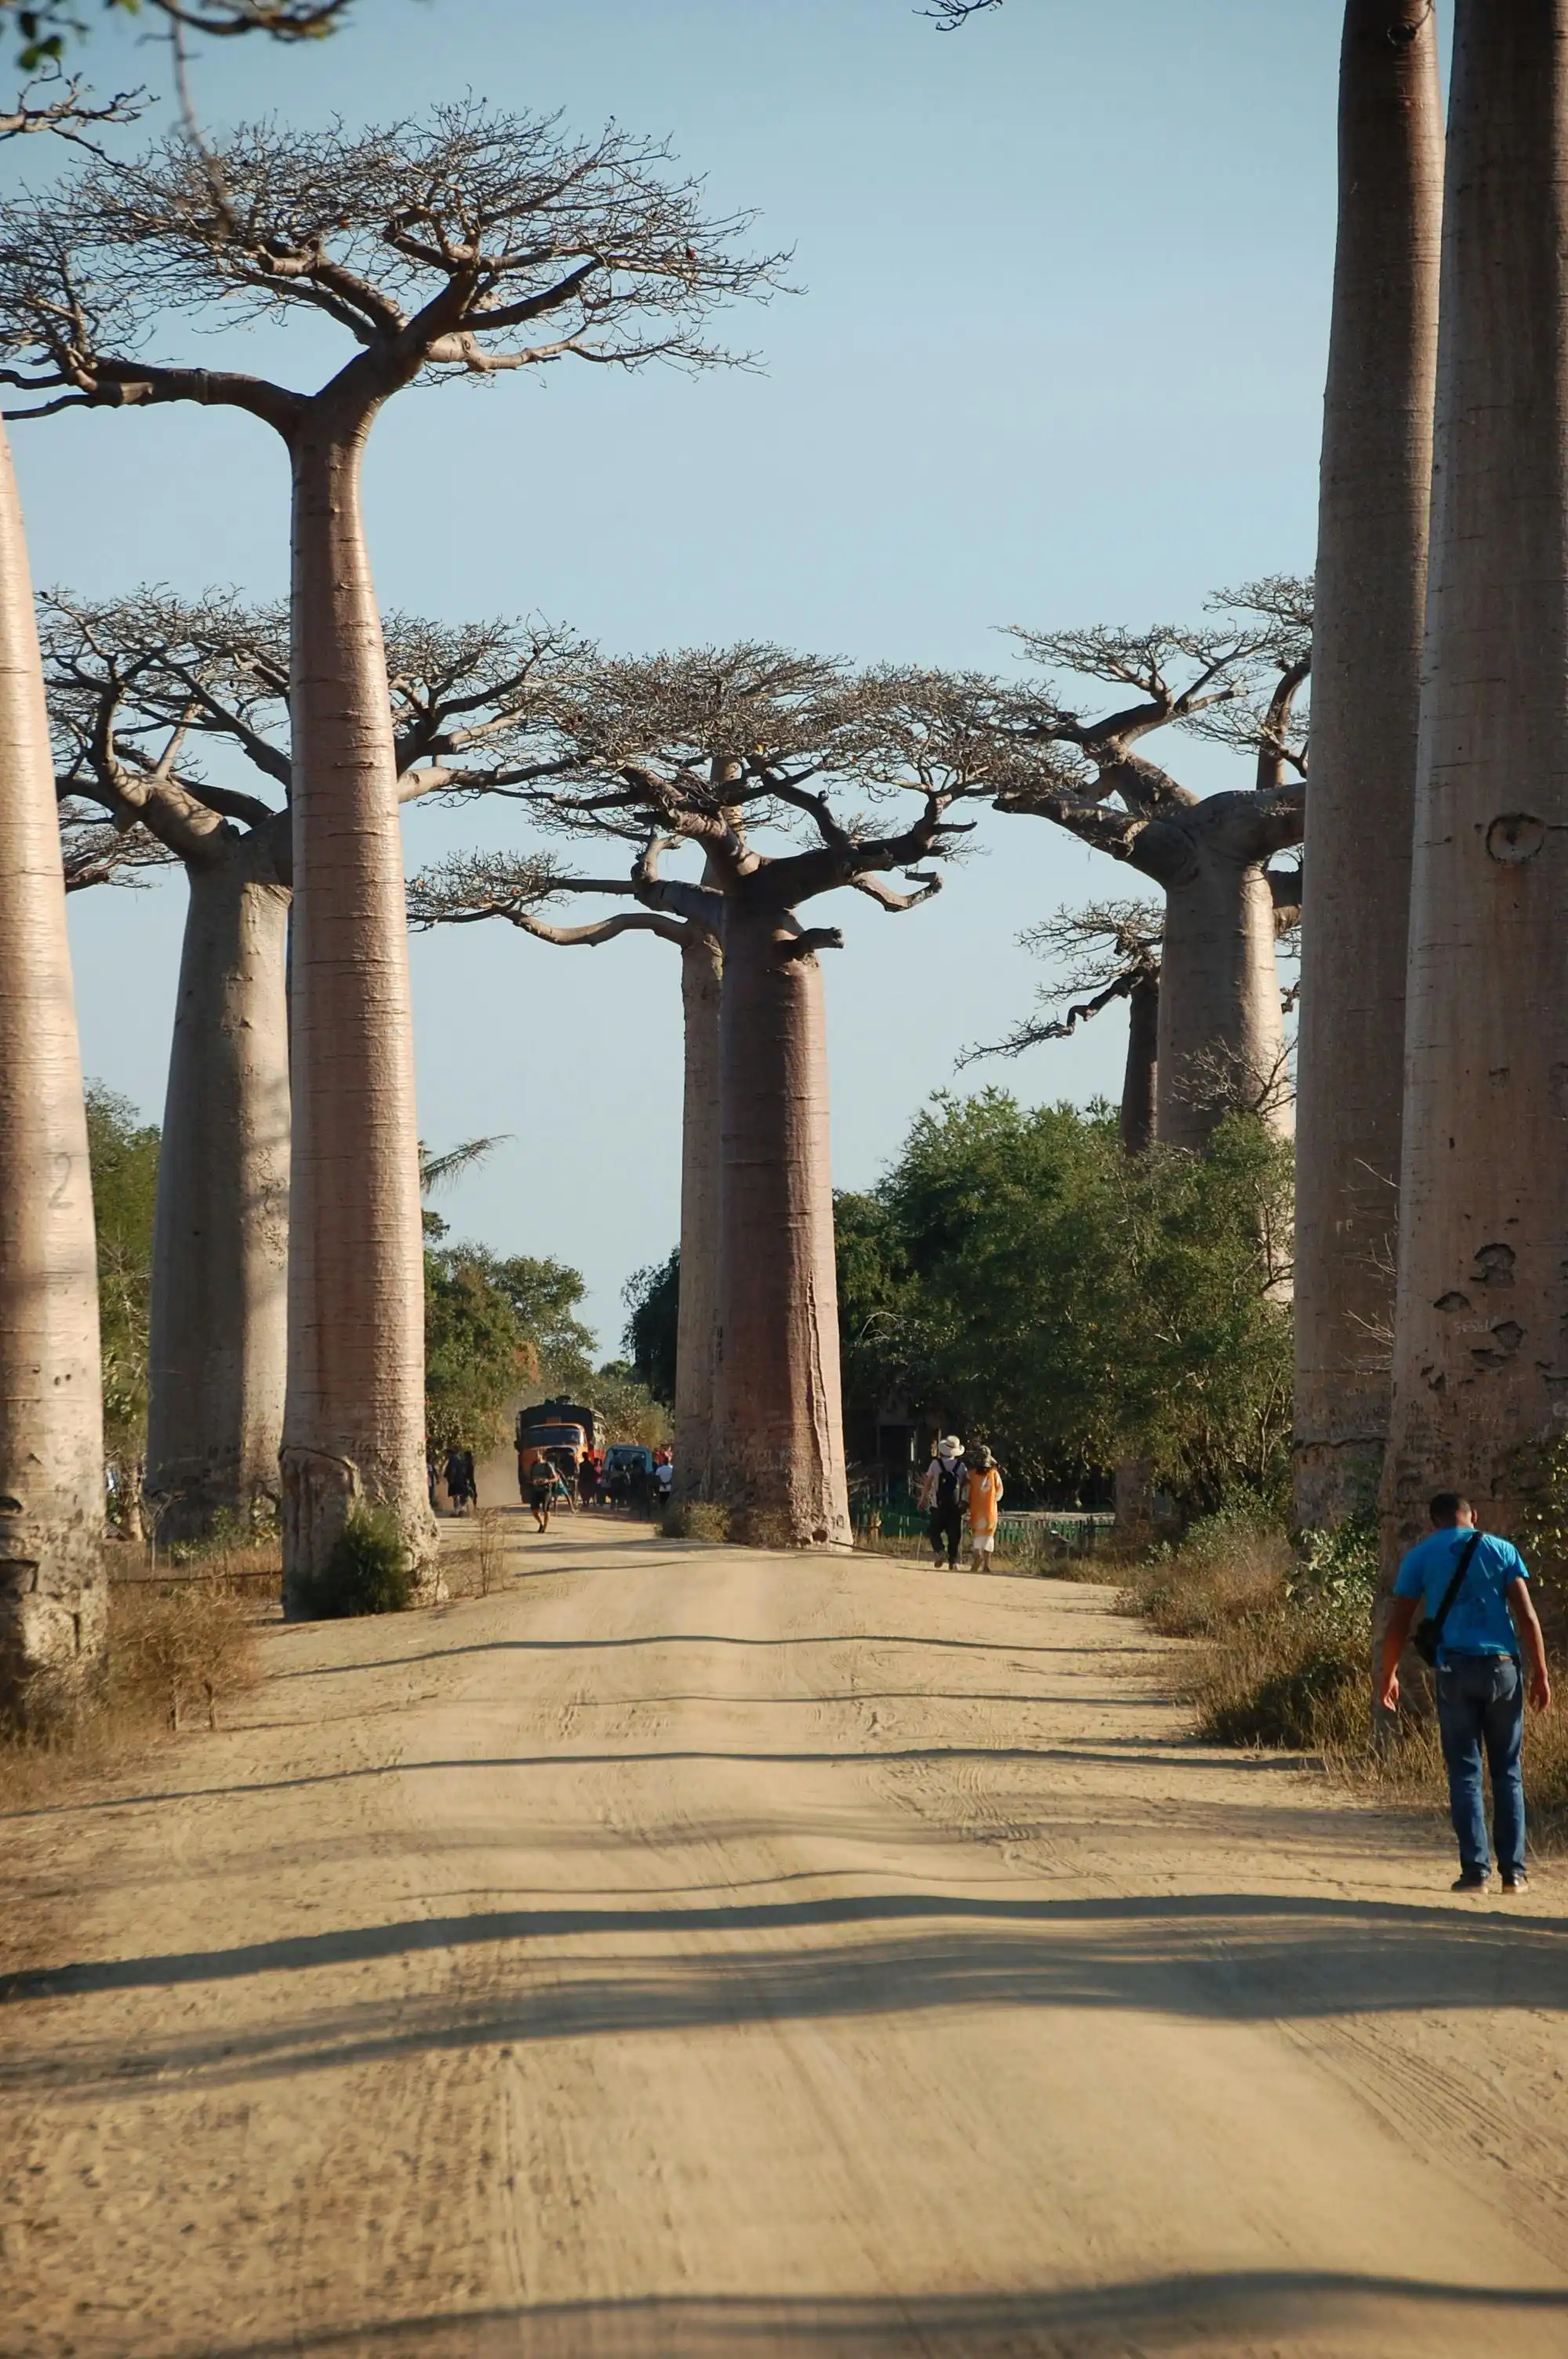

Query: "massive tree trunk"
<box><xmin>1156</xmin><ymin>808</ymin><xmax>1290</xmax><ymax>1154</ymax></box>
<box><xmin>1120</xmin><ymin>972</ymin><xmax>1159</xmax><ymax>1154</ymax></box>
<box><xmin>0</xmin><ymin>421</ymin><xmax>106</xmax><ymax>1725</ymax></box>
<box><xmin>1295</xmin><ymin>0</ymin><xmax>1443</xmax><ymax>1532</ymax></box>
<box><xmin>674</xmin><ymin>924</ymin><xmax>722</xmax><ymax>1498</ymax></box>
<box><xmin>281</xmin><ymin>416</ymin><xmax>438</xmax><ymax>1604</ymax></box>
<box><xmin>1385</xmin><ymin>1</ymin><xmax>1568</xmax><ymax>1561</ymax></box>
<box><xmin>146</xmin><ymin>824</ymin><xmax>291</xmax><ymax>1540</ymax></box>
<box><xmin>712</xmin><ymin>903</ymin><xmax>851</xmax><ymax>1547</ymax></box>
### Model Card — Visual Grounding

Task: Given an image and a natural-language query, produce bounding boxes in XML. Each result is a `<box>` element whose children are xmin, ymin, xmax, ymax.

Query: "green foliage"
<box><xmin>623</xmin><ymin>1250</ymin><xmax>679</xmax><ymax>1403</ymax></box>
<box><xmin>424</xmin><ymin>1246</ymin><xmax>528</xmax><ymax>1456</ymax></box>
<box><xmin>837</xmin><ymin>1092</ymin><xmax>1294</xmax><ymax>1516</ymax></box>
<box><xmin>298</xmin><ymin>1508</ymin><xmax>412</xmax><ymax>1619</ymax></box>
<box><xmin>85</xmin><ymin>1083</ymin><xmax>160</xmax><ymax>1475</ymax></box>
<box><xmin>423</xmin><ymin>1245</ymin><xmax>601</xmax><ymax>1456</ymax></box>
<box><xmin>1291</xmin><ymin>1512</ymin><xmax>1379</xmax><ymax>1628</ymax></box>
<box><xmin>496</xmin><ymin>1253</ymin><xmax>598</xmax><ymax>1394</ymax></box>
<box><xmin>592</xmin><ymin>1360</ymin><xmax>673</xmax><ymax>1448</ymax></box>
<box><xmin>1510</xmin><ymin>1431</ymin><xmax>1568</xmax><ymax>1573</ymax></box>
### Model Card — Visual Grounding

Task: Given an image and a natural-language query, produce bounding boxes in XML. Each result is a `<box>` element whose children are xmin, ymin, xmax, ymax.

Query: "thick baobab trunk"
<box><xmin>281</xmin><ymin>419</ymin><xmax>438</xmax><ymax>1603</ymax></box>
<box><xmin>712</xmin><ymin>905</ymin><xmax>851</xmax><ymax>1547</ymax></box>
<box><xmin>1156</xmin><ymin>820</ymin><xmax>1288</xmax><ymax>1154</ymax></box>
<box><xmin>1385</xmin><ymin>2</ymin><xmax>1568</xmax><ymax>1560</ymax></box>
<box><xmin>0</xmin><ymin>421</ymin><xmax>106</xmax><ymax>1725</ymax></box>
<box><xmin>1295</xmin><ymin>0</ymin><xmax>1443</xmax><ymax>1532</ymax></box>
<box><xmin>146</xmin><ymin>833</ymin><xmax>291</xmax><ymax>1540</ymax></box>
<box><xmin>674</xmin><ymin>925</ymin><xmax>722</xmax><ymax>1498</ymax></box>
<box><xmin>1120</xmin><ymin>973</ymin><xmax>1158</xmax><ymax>1154</ymax></box>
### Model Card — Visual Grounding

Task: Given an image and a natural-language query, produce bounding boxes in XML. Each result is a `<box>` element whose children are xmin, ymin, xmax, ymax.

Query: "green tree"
<box><xmin>840</xmin><ymin>1092</ymin><xmax>1294</xmax><ymax>1514</ymax></box>
<box><xmin>423</xmin><ymin>1247</ymin><xmax>529</xmax><ymax>1458</ymax></box>
<box><xmin>83</xmin><ymin>1083</ymin><xmax>159</xmax><ymax>1483</ymax></box>
<box><xmin>495</xmin><ymin>1256</ymin><xmax>597</xmax><ymax>1395</ymax></box>
<box><xmin>623</xmin><ymin>1251</ymin><xmax>680</xmax><ymax>1405</ymax></box>
<box><xmin>592</xmin><ymin>1361</ymin><xmax>673</xmax><ymax>1450</ymax></box>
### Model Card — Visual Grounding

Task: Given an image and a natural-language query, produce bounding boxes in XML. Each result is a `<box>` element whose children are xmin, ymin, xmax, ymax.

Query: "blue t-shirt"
<box><xmin>1393</xmin><ymin>1528</ymin><xmax>1527</xmax><ymax>1663</ymax></box>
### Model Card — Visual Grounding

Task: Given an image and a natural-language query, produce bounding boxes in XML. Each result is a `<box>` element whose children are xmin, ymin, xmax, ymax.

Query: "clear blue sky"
<box><xmin>23</xmin><ymin>0</ymin><xmax>1347</xmax><ymax>1347</ymax></box>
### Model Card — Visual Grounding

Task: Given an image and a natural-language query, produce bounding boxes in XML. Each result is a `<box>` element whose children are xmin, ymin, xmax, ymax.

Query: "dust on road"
<box><xmin>4</xmin><ymin>1517</ymin><xmax>1568</xmax><ymax>2357</ymax></box>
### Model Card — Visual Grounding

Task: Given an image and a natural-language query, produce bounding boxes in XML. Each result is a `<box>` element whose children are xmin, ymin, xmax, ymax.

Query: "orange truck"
<box><xmin>514</xmin><ymin>1398</ymin><xmax>598</xmax><ymax>1494</ymax></box>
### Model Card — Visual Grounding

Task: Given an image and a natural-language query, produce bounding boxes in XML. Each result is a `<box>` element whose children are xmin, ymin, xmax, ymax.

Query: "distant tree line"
<box><xmin>626</xmin><ymin>1096</ymin><xmax>1294</xmax><ymax>1520</ymax></box>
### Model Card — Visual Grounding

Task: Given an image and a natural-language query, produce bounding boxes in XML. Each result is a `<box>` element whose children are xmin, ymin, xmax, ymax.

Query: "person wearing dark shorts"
<box><xmin>528</xmin><ymin>1458</ymin><xmax>557</xmax><ymax>1534</ymax></box>
<box><xmin>1380</xmin><ymin>1490</ymin><xmax>1552</xmax><ymax>1893</ymax></box>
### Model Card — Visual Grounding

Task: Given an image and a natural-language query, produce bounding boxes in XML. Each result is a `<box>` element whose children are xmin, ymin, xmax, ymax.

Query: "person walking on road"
<box><xmin>967</xmin><ymin>1446</ymin><xmax>1004</xmax><ymax>1574</ymax></box>
<box><xmin>444</xmin><ymin>1445</ymin><xmax>476</xmax><ymax>1516</ymax></box>
<box><xmin>920</xmin><ymin>1437</ymin><xmax>967</xmax><ymax>1571</ymax></box>
<box><xmin>1380</xmin><ymin>1490</ymin><xmax>1552</xmax><ymax>1894</ymax></box>
<box><xmin>528</xmin><ymin>1455</ymin><xmax>558</xmax><ymax>1535</ymax></box>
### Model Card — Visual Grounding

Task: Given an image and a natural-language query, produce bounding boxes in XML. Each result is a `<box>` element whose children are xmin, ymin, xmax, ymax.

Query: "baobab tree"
<box><xmin>493</xmin><ymin>649</ymin><xmax>991</xmax><ymax>1543</ymax></box>
<box><xmin>0</xmin><ymin>104</ymin><xmax>781</xmax><ymax>1594</ymax></box>
<box><xmin>0</xmin><ymin>85</ymin><xmax>154</xmax><ymax>1725</ymax></box>
<box><xmin>989</xmin><ymin>586</ymin><xmax>1310</xmax><ymax>1154</ymax></box>
<box><xmin>45</xmin><ymin>589</ymin><xmax>577</xmax><ymax>1554</ymax></box>
<box><xmin>962</xmin><ymin>900</ymin><xmax>1163</xmax><ymax>1154</ymax></box>
<box><xmin>1385</xmin><ymin>2</ymin><xmax>1568</xmax><ymax>1558</ymax></box>
<box><xmin>408</xmin><ymin>845</ymin><xmax>725</xmax><ymax>1499</ymax></box>
<box><xmin>1295</xmin><ymin>0</ymin><xmax>1443</xmax><ymax>1534</ymax></box>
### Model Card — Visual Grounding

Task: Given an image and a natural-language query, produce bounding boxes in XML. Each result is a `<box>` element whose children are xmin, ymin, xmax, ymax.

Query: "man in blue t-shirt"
<box><xmin>1381</xmin><ymin>1490</ymin><xmax>1552</xmax><ymax>1894</ymax></box>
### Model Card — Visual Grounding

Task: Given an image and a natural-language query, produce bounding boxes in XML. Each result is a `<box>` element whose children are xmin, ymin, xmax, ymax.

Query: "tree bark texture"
<box><xmin>675</xmin><ymin>925</ymin><xmax>722</xmax><ymax>1499</ymax></box>
<box><xmin>1120</xmin><ymin>974</ymin><xmax>1159</xmax><ymax>1154</ymax></box>
<box><xmin>146</xmin><ymin>827</ymin><xmax>291</xmax><ymax>1540</ymax></box>
<box><xmin>1155</xmin><ymin>805</ymin><xmax>1290</xmax><ymax>1154</ymax></box>
<box><xmin>1385</xmin><ymin>0</ymin><xmax>1568</xmax><ymax>1561</ymax></box>
<box><xmin>281</xmin><ymin>421</ymin><xmax>438</xmax><ymax>1602</ymax></box>
<box><xmin>1295</xmin><ymin>0</ymin><xmax>1443</xmax><ymax>1531</ymax></box>
<box><xmin>0</xmin><ymin>420</ymin><xmax>106</xmax><ymax>1724</ymax></box>
<box><xmin>712</xmin><ymin>907</ymin><xmax>851</xmax><ymax>1546</ymax></box>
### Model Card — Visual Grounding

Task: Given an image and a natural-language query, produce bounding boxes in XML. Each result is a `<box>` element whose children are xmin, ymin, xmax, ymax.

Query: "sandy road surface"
<box><xmin>5</xmin><ymin>1519</ymin><xmax>1568</xmax><ymax>2358</ymax></box>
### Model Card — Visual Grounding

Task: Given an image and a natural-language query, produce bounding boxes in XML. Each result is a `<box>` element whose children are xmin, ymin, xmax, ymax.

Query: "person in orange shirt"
<box><xmin>967</xmin><ymin>1446</ymin><xmax>1004</xmax><ymax>1574</ymax></box>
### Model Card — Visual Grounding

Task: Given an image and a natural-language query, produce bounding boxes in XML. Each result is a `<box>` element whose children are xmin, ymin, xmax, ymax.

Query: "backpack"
<box><xmin>935</xmin><ymin>1458</ymin><xmax>964</xmax><ymax>1510</ymax></box>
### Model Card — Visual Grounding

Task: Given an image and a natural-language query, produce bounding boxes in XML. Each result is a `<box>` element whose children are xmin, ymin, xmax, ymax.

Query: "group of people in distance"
<box><xmin>525</xmin><ymin>1445</ymin><xmax>675</xmax><ymax>1534</ymax></box>
<box><xmin>918</xmin><ymin>1435</ymin><xmax>1003</xmax><ymax>1575</ymax></box>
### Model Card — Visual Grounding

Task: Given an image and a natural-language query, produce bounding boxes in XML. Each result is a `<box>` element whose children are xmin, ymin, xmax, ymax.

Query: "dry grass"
<box><xmin>0</xmin><ymin>1570</ymin><xmax>264</xmax><ymax>1813</ymax></box>
<box><xmin>1121</xmin><ymin>1533</ymin><xmax>1289</xmax><ymax>1640</ymax></box>
<box><xmin>475</xmin><ymin>1507</ymin><xmax>509</xmax><ymax>1595</ymax></box>
<box><xmin>662</xmin><ymin>1499</ymin><xmax>732</xmax><ymax>1544</ymax></box>
<box><xmin>1122</xmin><ymin>1520</ymin><xmax>1568</xmax><ymax>1849</ymax></box>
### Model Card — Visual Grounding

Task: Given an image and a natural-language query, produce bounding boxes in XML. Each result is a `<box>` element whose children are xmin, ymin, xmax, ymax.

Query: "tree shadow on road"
<box><xmin>7</xmin><ymin>1885</ymin><xmax>1568</xmax><ymax>2098</ymax></box>
<box><xmin>193</xmin><ymin>2270</ymin><xmax>1568</xmax><ymax>2357</ymax></box>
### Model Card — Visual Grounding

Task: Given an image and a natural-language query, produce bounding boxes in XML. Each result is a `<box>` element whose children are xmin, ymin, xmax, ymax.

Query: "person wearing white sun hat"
<box><xmin>919</xmin><ymin>1435</ymin><xmax>967</xmax><ymax>1570</ymax></box>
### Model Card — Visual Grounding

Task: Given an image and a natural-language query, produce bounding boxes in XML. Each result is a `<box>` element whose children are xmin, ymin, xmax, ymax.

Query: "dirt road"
<box><xmin>5</xmin><ymin>1518</ymin><xmax>1568</xmax><ymax>2357</ymax></box>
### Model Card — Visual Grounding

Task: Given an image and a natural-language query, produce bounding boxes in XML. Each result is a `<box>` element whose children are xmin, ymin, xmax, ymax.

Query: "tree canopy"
<box><xmin>837</xmin><ymin>1093</ymin><xmax>1294</xmax><ymax>1511</ymax></box>
<box><xmin>0</xmin><ymin>102</ymin><xmax>786</xmax><ymax>431</ymax></box>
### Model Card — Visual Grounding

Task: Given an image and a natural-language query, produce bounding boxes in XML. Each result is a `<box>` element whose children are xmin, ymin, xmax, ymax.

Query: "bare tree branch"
<box><xmin>0</xmin><ymin>103</ymin><xmax>792</xmax><ymax>433</ymax></box>
<box><xmin>960</xmin><ymin>898</ymin><xmax>1163</xmax><ymax>1067</ymax></box>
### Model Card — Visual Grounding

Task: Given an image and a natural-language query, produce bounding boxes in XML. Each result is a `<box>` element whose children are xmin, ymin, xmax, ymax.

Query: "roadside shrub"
<box><xmin>1120</xmin><ymin>1508</ymin><xmax>1290</xmax><ymax>1638</ymax></box>
<box><xmin>112</xmin><ymin>1578</ymin><xmax>260</xmax><ymax>1731</ymax></box>
<box><xmin>663</xmin><ymin>1499</ymin><xmax>731</xmax><ymax>1543</ymax></box>
<box><xmin>299</xmin><ymin>1508</ymin><xmax>412</xmax><ymax>1618</ymax></box>
<box><xmin>0</xmin><ymin>1572</ymin><xmax>262</xmax><ymax>1811</ymax></box>
<box><xmin>1194</xmin><ymin>1612</ymin><xmax>1366</xmax><ymax>1750</ymax></box>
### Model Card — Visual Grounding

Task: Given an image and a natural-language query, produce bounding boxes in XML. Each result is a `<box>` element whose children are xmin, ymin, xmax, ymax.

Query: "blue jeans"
<box><xmin>1436</xmin><ymin>1653</ymin><xmax>1525</xmax><ymax>1877</ymax></box>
